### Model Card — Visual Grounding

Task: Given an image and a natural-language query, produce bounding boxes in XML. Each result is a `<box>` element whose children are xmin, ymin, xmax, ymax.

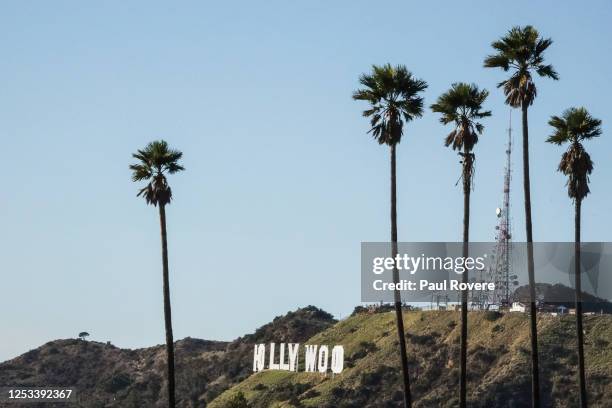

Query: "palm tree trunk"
<box><xmin>575</xmin><ymin>198</ymin><xmax>588</xmax><ymax>408</ymax></box>
<box><xmin>460</xmin><ymin>151</ymin><xmax>471</xmax><ymax>408</ymax></box>
<box><xmin>522</xmin><ymin>103</ymin><xmax>540</xmax><ymax>408</ymax></box>
<box><xmin>159</xmin><ymin>204</ymin><xmax>176</xmax><ymax>408</ymax></box>
<box><xmin>390</xmin><ymin>143</ymin><xmax>412</xmax><ymax>408</ymax></box>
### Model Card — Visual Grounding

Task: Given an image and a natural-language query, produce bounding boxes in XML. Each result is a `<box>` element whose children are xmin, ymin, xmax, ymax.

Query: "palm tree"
<box><xmin>547</xmin><ymin>107</ymin><xmax>601</xmax><ymax>408</ymax></box>
<box><xmin>431</xmin><ymin>83</ymin><xmax>490</xmax><ymax>408</ymax></box>
<box><xmin>353</xmin><ymin>64</ymin><xmax>427</xmax><ymax>408</ymax></box>
<box><xmin>484</xmin><ymin>26</ymin><xmax>558</xmax><ymax>408</ymax></box>
<box><xmin>130</xmin><ymin>140</ymin><xmax>185</xmax><ymax>408</ymax></box>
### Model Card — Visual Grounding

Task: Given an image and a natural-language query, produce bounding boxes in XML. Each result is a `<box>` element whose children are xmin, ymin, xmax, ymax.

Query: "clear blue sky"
<box><xmin>1</xmin><ymin>1</ymin><xmax>611</xmax><ymax>361</ymax></box>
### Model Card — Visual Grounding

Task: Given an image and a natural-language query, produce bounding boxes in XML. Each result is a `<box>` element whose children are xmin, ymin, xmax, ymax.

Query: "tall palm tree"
<box><xmin>130</xmin><ymin>140</ymin><xmax>185</xmax><ymax>408</ymax></box>
<box><xmin>484</xmin><ymin>26</ymin><xmax>558</xmax><ymax>408</ymax></box>
<box><xmin>353</xmin><ymin>64</ymin><xmax>427</xmax><ymax>408</ymax></box>
<box><xmin>547</xmin><ymin>107</ymin><xmax>601</xmax><ymax>408</ymax></box>
<box><xmin>431</xmin><ymin>83</ymin><xmax>490</xmax><ymax>408</ymax></box>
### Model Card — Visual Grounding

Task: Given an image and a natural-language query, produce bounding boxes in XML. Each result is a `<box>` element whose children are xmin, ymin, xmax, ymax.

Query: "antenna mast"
<box><xmin>502</xmin><ymin>112</ymin><xmax>512</xmax><ymax>304</ymax></box>
<box><xmin>488</xmin><ymin>111</ymin><xmax>516</xmax><ymax>308</ymax></box>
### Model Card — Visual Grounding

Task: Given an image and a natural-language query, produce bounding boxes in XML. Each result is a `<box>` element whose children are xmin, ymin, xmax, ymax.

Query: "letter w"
<box><xmin>304</xmin><ymin>345</ymin><xmax>318</xmax><ymax>372</ymax></box>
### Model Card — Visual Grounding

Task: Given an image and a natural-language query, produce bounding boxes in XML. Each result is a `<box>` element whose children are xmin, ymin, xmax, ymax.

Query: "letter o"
<box><xmin>331</xmin><ymin>345</ymin><xmax>344</xmax><ymax>374</ymax></box>
<box><xmin>318</xmin><ymin>345</ymin><xmax>329</xmax><ymax>373</ymax></box>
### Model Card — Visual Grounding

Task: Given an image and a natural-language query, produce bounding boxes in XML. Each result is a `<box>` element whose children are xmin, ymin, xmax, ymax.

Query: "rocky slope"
<box><xmin>0</xmin><ymin>306</ymin><xmax>336</xmax><ymax>407</ymax></box>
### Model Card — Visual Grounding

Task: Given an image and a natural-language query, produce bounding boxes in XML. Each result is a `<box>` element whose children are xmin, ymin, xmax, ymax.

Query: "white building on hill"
<box><xmin>509</xmin><ymin>302</ymin><xmax>526</xmax><ymax>313</ymax></box>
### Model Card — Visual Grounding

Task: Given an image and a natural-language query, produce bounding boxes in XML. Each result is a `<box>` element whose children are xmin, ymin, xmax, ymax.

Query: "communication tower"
<box><xmin>487</xmin><ymin>112</ymin><xmax>518</xmax><ymax>307</ymax></box>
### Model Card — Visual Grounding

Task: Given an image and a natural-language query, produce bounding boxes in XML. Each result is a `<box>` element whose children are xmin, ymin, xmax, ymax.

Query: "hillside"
<box><xmin>0</xmin><ymin>306</ymin><xmax>336</xmax><ymax>407</ymax></box>
<box><xmin>209</xmin><ymin>310</ymin><xmax>612</xmax><ymax>408</ymax></box>
<box><xmin>2</xmin><ymin>308</ymin><xmax>610</xmax><ymax>407</ymax></box>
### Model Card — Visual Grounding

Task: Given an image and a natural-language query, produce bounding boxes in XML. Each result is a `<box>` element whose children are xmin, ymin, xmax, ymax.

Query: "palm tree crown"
<box><xmin>547</xmin><ymin>107</ymin><xmax>601</xmax><ymax>201</ymax></box>
<box><xmin>130</xmin><ymin>140</ymin><xmax>185</xmax><ymax>206</ymax></box>
<box><xmin>484</xmin><ymin>25</ymin><xmax>558</xmax><ymax>107</ymax></box>
<box><xmin>431</xmin><ymin>82</ymin><xmax>491</xmax><ymax>151</ymax></box>
<box><xmin>352</xmin><ymin>64</ymin><xmax>427</xmax><ymax>145</ymax></box>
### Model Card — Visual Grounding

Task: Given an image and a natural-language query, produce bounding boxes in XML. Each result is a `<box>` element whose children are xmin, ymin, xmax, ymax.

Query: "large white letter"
<box><xmin>253</xmin><ymin>344</ymin><xmax>266</xmax><ymax>372</ymax></box>
<box><xmin>279</xmin><ymin>343</ymin><xmax>290</xmax><ymax>370</ymax></box>
<box><xmin>304</xmin><ymin>345</ymin><xmax>318</xmax><ymax>372</ymax></box>
<box><xmin>269</xmin><ymin>343</ymin><xmax>280</xmax><ymax>370</ymax></box>
<box><xmin>331</xmin><ymin>345</ymin><xmax>344</xmax><ymax>374</ymax></box>
<box><xmin>288</xmin><ymin>343</ymin><xmax>300</xmax><ymax>372</ymax></box>
<box><xmin>318</xmin><ymin>345</ymin><xmax>329</xmax><ymax>373</ymax></box>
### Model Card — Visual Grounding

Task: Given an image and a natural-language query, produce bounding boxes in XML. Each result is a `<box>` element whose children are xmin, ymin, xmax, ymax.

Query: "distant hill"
<box><xmin>209</xmin><ymin>311</ymin><xmax>612</xmax><ymax>408</ymax></box>
<box><xmin>0</xmin><ymin>306</ymin><xmax>336</xmax><ymax>407</ymax></box>
<box><xmin>514</xmin><ymin>283</ymin><xmax>612</xmax><ymax>313</ymax></box>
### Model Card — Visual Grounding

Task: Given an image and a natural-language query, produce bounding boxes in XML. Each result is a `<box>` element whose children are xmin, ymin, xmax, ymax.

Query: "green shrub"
<box><xmin>103</xmin><ymin>372</ymin><xmax>132</xmax><ymax>393</ymax></box>
<box><xmin>484</xmin><ymin>311</ymin><xmax>503</xmax><ymax>321</ymax></box>
<box><xmin>409</xmin><ymin>333</ymin><xmax>436</xmax><ymax>346</ymax></box>
<box><xmin>223</xmin><ymin>391</ymin><xmax>249</xmax><ymax>408</ymax></box>
<box><xmin>351</xmin><ymin>341</ymin><xmax>379</xmax><ymax>360</ymax></box>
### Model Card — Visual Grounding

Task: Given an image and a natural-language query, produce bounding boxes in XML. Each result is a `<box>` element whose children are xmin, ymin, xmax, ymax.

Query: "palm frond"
<box><xmin>547</xmin><ymin>107</ymin><xmax>602</xmax><ymax>143</ymax></box>
<box><xmin>130</xmin><ymin>140</ymin><xmax>184</xmax><ymax>206</ymax></box>
<box><xmin>484</xmin><ymin>25</ymin><xmax>557</xmax><ymax>107</ymax></box>
<box><xmin>129</xmin><ymin>163</ymin><xmax>152</xmax><ymax>181</ymax></box>
<box><xmin>483</xmin><ymin>54</ymin><xmax>510</xmax><ymax>70</ymax></box>
<box><xmin>548</xmin><ymin>107</ymin><xmax>602</xmax><ymax>201</ymax></box>
<box><xmin>558</xmin><ymin>144</ymin><xmax>594</xmax><ymax>200</ymax></box>
<box><xmin>431</xmin><ymin>82</ymin><xmax>490</xmax><ymax>152</ymax></box>
<box><xmin>352</xmin><ymin>64</ymin><xmax>428</xmax><ymax>145</ymax></box>
<box><xmin>536</xmin><ymin>64</ymin><xmax>559</xmax><ymax>80</ymax></box>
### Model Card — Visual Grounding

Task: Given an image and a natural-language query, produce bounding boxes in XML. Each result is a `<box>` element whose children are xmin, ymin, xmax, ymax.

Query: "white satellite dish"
<box><xmin>495</xmin><ymin>207</ymin><xmax>502</xmax><ymax>217</ymax></box>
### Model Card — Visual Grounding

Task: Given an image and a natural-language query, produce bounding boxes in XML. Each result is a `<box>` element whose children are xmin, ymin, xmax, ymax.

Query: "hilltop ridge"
<box><xmin>0</xmin><ymin>306</ymin><xmax>336</xmax><ymax>407</ymax></box>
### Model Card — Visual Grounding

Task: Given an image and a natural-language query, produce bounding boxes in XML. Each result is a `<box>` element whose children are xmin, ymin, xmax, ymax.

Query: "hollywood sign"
<box><xmin>253</xmin><ymin>343</ymin><xmax>344</xmax><ymax>374</ymax></box>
